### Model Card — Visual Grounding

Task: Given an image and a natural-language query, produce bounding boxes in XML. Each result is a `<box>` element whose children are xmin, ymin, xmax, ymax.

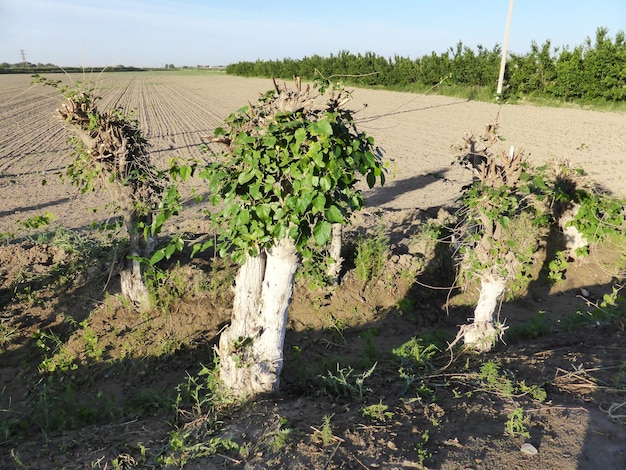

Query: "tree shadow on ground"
<box><xmin>1</xmin><ymin>222</ymin><xmax>625</xmax><ymax>469</ymax></box>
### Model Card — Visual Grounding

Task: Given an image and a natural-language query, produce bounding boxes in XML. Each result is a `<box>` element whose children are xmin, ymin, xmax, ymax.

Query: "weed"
<box><xmin>80</xmin><ymin>320</ymin><xmax>104</xmax><ymax>361</ymax></box>
<box><xmin>392</xmin><ymin>337</ymin><xmax>440</xmax><ymax>370</ymax></box>
<box><xmin>145</xmin><ymin>265</ymin><xmax>185</xmax><ymax>314</ymax></box>
<box><xmin>505</xmin><ymin>407</ymin><xmax>531</xmax><ymax>438</ymax></box>
<box><xmin>0</xmin><ymin>319</ymin><xmax>19</xmax><ymax>350</ymax></box>
<box><xmin>313</xmin><ymin>414</ymin><xmax>335</xmax><ymax>446</ymax></box>
<box><xmin>361</xmin><ymin>401</ymin><xmax>394</xmax><ymax>422</ymax></box>
<box><xmin>269</xmin><ymin>416</ymin><xmax>292</xmax><ymax>452</ymax></box>
<box><xmin>326</xmin><ymin>313</ymin><xmax>348</xmax><ymax>344</ymax></box>
<box><xmin>354</xmin><ymin>226</ymin><xmax>389</xmax><ymax>283</ymax></box>
<box><xmin>611</xmin><ymin>363</ymin><xmax>626</xmax><ymax>389</ymax></box>
<box><xmin>509</xmin><ymin>310</ymin><xmax>550</xmax><ymax>340</ymax></box>
<box><xmin>478</xmin><ymin>360</ymin><xmax>515</xmax><ymax>396</ymax></box>
<box><xmin>29</xmin><ymin>380</ymin><xmax>118</xmax><ymax>435</ymax></box>
<box><xmin>359</xmin><ymin>329</ymin><xmax>382</xmax><ymax>362</ymax></box>
<box><xmin>547</xmin><ymin>250</ymin><xmax>569</xmax><ymax>284</ymax></box>
<box><xmin>475</xmin><ymin>360</ymin><xmax>547</xmax><ymax>401</ymax></box>
<box><xmin>161</xmin><ymin>362</ymin><xmax>241</xmax><ymax>466</ymax></box>
<box><xmin>33</xmin><ymin>328</ymin><xmax>78</xmax><ymax>373</ymax></box>
<box><xmin>318</xmin><ymin>363</ymin><xmax>377</xmax><ymax>400</ymax></box>
<box><xmin>397</xmin><ymin>369</ymin><xmax>435</xmax><ymax>399</ymax></box>
<box><xmin>415</xmin><ymin>429</ymin><xmax>432</xmax><ymax>468</ymax></box>
<box><xmin>396</xmin><ymin>297</ymin><xmax>416</xmax><ymax>315</ymax></box>
<box><xmin>10</xmin><ymin>449</ymin><xmax>25</xmax><ymax>468</ymax></box>
<box><xmin>0</xmin><ymin>232</ymin><xmax>15</xmax><ymax>244</ymax></box>
<box><xmin>17</xmin><ymin>211</ymin><xmax>55</xmax><ymax>230</ymax></box>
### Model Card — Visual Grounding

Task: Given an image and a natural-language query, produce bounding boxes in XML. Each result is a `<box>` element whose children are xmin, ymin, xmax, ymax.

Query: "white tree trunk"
<box><xmin>460</xmin><ymin>273</ymin><xmax>506</xmax><ymax>352</ymax></box>
<box><xmin>217</xmin><ymin>237</ymin><xmax>299</xmax><ymax>397</ymax></box>
<box><xmin>119</xmin><ymin>208</ymin><xmax>155</xmax><ymax>312</ymax></box>
<box><xmin>559</xmin><ymin>203</ymin><xmax>588</xmax><ymax>259</ymax></box>
<box><xmin>327</xmin><ymin>224</ymin><xmax>343</xmax><ymax>285</ymax></box>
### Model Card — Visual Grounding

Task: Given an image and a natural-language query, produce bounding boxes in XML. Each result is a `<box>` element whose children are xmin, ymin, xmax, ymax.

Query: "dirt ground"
<box><xmin>1</xmin><ymin>72</ymin><xmax>625</xmax><ymax>469</ymax></box>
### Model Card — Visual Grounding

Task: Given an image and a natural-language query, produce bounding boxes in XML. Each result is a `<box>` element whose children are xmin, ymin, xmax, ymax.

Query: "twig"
<box><xmin>216</xmin><ymin>452</ymin><xmax>242</xmax><ymax>465</ymax></box>
<box><xmin>322</xmin><ymin>441</ymin><xmax>342</xmax><ymax>470</ymax></box>
<box><xmin>601</xmin><ymin>402</ymin><xmax>626</xmax><ymax>421</ymax></box>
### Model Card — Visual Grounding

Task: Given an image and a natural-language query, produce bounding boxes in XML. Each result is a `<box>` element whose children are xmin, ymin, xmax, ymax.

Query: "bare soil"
<box><xmin>1</xmin><ymin>72</ymin><xmax>625</xmax><ymax>469</ymax></box>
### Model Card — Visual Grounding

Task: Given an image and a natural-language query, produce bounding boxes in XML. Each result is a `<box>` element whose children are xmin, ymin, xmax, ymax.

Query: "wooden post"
<box><xmin>496</xmin><ymin>0</ymin><xmax>515</xmax><ymax>97</ymax></box>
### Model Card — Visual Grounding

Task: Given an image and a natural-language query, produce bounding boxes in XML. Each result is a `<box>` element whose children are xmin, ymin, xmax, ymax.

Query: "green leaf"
<box><xmin>325</xmin><ymin>205</ymin><xmax>344</xmax><ymax>223</ymax></box>
<box><xmin>308</xmin><ymin>119</ymin><xmax>333</xmax><ymax>136</ymax></box>
<box><xmin>179</xmin><ymin>165</ymin><xmax>192</xmax><ymax>181</ymax></box>
<box><xmin>162</xmin><ymin>243</ymin><xmax>176</xmax><ymax>259</ymax></box>
<box><xmin>256</xmin><ymin>204</ymin><xmax>271</xmax><ymax>221</ymax></box>
<box><xmin>294</xmin><ymin>127</ymin><xmax>307</xmax><ymax>149</ymax></box>
<box><xmin>312</xmin><ymin>193</ymin><xmax>326</xmax><ymax>212</ymax></box>
<box><xmin>236</xmin><ymin>209</ymin><xmax>250</xmax><ymax>225</ymax></box>
<box><xmin>295</xmin><ymin>193</ymin><xmax>313</xmax><ymax>214</ymax></box>
<box><xmin>320</xmin><ymin>175</ymin><xmax>332</xmax><ymax>192</ymax></box>
<box><xmin>149</xmin><ymin>249</ymin><xmax>166</xmax><ymax>266</ymax></box>
<box><xmin>313</xmin><ymin>220</ymin><xmax>332</xmax><ymax>245</ymax></box>
<box><xmin>238</xmin><ymin>169</ymin><xmax>256</xmax><ymax>185</ymax></box>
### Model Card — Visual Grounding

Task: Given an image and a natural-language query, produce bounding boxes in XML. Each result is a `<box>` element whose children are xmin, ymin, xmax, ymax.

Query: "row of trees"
<box><xmin>227</xmin><ymin>27</ymin><xmax>626</xmax><ymax>102</ymax></box>
<box><xmin>39</xmin><ymin>69</ymin><xmax>626</xmax><ymax>399</ymax></box>
<box><xmin>40</xmin><ymin>76</ymin><xmax>386</xmax><ymax>397</ymax></box>
<box><xmin>0</xmin><ymin>63</ymin><xmax>145</xmax><ymax>74</ymax></box>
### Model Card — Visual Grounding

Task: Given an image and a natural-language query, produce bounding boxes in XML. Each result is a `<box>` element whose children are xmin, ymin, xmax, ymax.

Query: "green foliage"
<box><xmin>226</xmin><ymin>27</ymin><xmax>626</xmax><ymax>104</ymax></box>
<box><xmin>354</xmin><ymin>226</ymin><xmax>389</xmax><ymax>282</ymax></box>
<box><xmin>547</xmin><ymin>251</ymin><xmax>569</xmax><ymax>284</ymax></box>
<box><xmin>199</xmin><ymin>80</ymin><xmax>385</xmax><ymax>264</ymax></box>
<box><xmin>17</xmin><ymin>211</ymin><xmax>56</xmax><ymax>230</ymax></box>
<box><xmin>505</xmin><ymin>407</ymin><xmax>531</xmax><ymax>439</ymax></box>
<box><xmin>361</xmin><ymin>401</ymin><xmax>394</xmax><ymax>422</ymax></box>
<box><xmin>392</xmin><ymin>337</ymin><xmax>439</xmax><ymax>371</ymax></box>
<box><xmin>567</xmin><ymin>190</ymin><xmax>626</xmax><ymax>245</ymax></box>
<box><xmin>318</xmin><ymin>362</ymin><xmax>377</xmax><ymax>400</ymax></box>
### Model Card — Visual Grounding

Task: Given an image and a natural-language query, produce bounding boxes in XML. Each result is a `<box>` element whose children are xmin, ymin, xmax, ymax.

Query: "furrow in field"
<box><xmin>0</xmin><ymin>88</ymin><xmax>73</xmax><ymax>174</ymax></box>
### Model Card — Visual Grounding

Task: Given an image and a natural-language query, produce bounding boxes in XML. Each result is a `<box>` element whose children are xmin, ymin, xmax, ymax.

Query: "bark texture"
<box><xmin>460</xmin><ymin>273</ymin><xmax>506</xmax><ymax>352</ymax></box>
<box><xmin>327</xmin><ymin>224</ymin><xmax>343</xmax><ymax>285</ymax></box>
<box><xmin>217</xmin><ymin>238</ymin><xmax>299</xmax><ymax>397</ymax></box>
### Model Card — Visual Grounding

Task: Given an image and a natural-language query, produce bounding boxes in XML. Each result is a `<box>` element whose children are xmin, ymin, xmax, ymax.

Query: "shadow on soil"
<box><xmin>0</xmin><ymin>218</ymin><xmax>625</xmax><ymax>469</ymax></box>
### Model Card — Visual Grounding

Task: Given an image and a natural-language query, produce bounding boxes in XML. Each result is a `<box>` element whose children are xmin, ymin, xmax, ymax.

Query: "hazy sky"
<box><xmin>1</xmin><ymin>0</ymin><xmax>624</xmax><ymax>67</ymax></box>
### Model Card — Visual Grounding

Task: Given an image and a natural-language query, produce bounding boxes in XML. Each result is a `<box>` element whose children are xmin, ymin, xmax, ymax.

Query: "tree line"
<box><xmin>227</xmin><ymin>27</ymin><xmax>626</xmax><ymax>102</ymax></box>
<box><xmin>0</xmin><ymin>62</ymin><xmax>146</xmax><ymax>74</ymax></box>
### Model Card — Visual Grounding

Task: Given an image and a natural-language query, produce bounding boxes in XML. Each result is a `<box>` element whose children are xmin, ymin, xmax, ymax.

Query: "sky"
<box><xmin>1</xmin><ymin>0</ymin><xmax>625</xmax><ymax>68</ymax></box>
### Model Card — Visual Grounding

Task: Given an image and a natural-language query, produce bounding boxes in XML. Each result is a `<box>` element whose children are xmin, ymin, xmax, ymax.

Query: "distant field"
<box><xmin>2</xmin><ymin>71</ymin><xmax>626</xmax><ymax>234</ymax></box>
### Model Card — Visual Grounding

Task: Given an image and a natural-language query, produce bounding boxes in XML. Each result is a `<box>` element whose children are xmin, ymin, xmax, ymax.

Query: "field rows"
<box><xmin>1</xmin><ymin>71</ymin><xmax>626</xmax><ymax>234</ymax></box>
<box><xmin>0</xmin><ymin>72</ymin><xmax>271</xmax><ymax>175</ymax></box>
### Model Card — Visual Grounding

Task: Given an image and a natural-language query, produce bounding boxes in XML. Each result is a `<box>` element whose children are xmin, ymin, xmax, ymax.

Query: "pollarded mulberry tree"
<box><xmin>201</xmin><ymin>78</ymin><xmax>385</xmax><ymax>397</ymax></box>
<box><xmin>35</xmin><ymin>76</ymin><xmax>184</xmax><ymax>311</ymax></box>
<box><xmin>453</xmin><ymin>121</ymin><xmax>549</xmax><ymax>351</ymax></box>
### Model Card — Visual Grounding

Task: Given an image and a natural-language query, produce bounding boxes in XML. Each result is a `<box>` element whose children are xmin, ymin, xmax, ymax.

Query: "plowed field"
<box><xmin>1</xmin><ymin>72</ymin><xmax>625</xmax><ymax>469</ymax></box>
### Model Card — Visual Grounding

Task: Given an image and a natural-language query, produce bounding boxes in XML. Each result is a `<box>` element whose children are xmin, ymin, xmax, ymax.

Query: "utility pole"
<box><xmin>496</xmin><ymin>0</ymin><xmax>515</xmax><ymax>97</ymax></box>
<box><xmin>20</xmin><ymin>49</ymin><xmax>27</xmax><ymax>64</ymax></box>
